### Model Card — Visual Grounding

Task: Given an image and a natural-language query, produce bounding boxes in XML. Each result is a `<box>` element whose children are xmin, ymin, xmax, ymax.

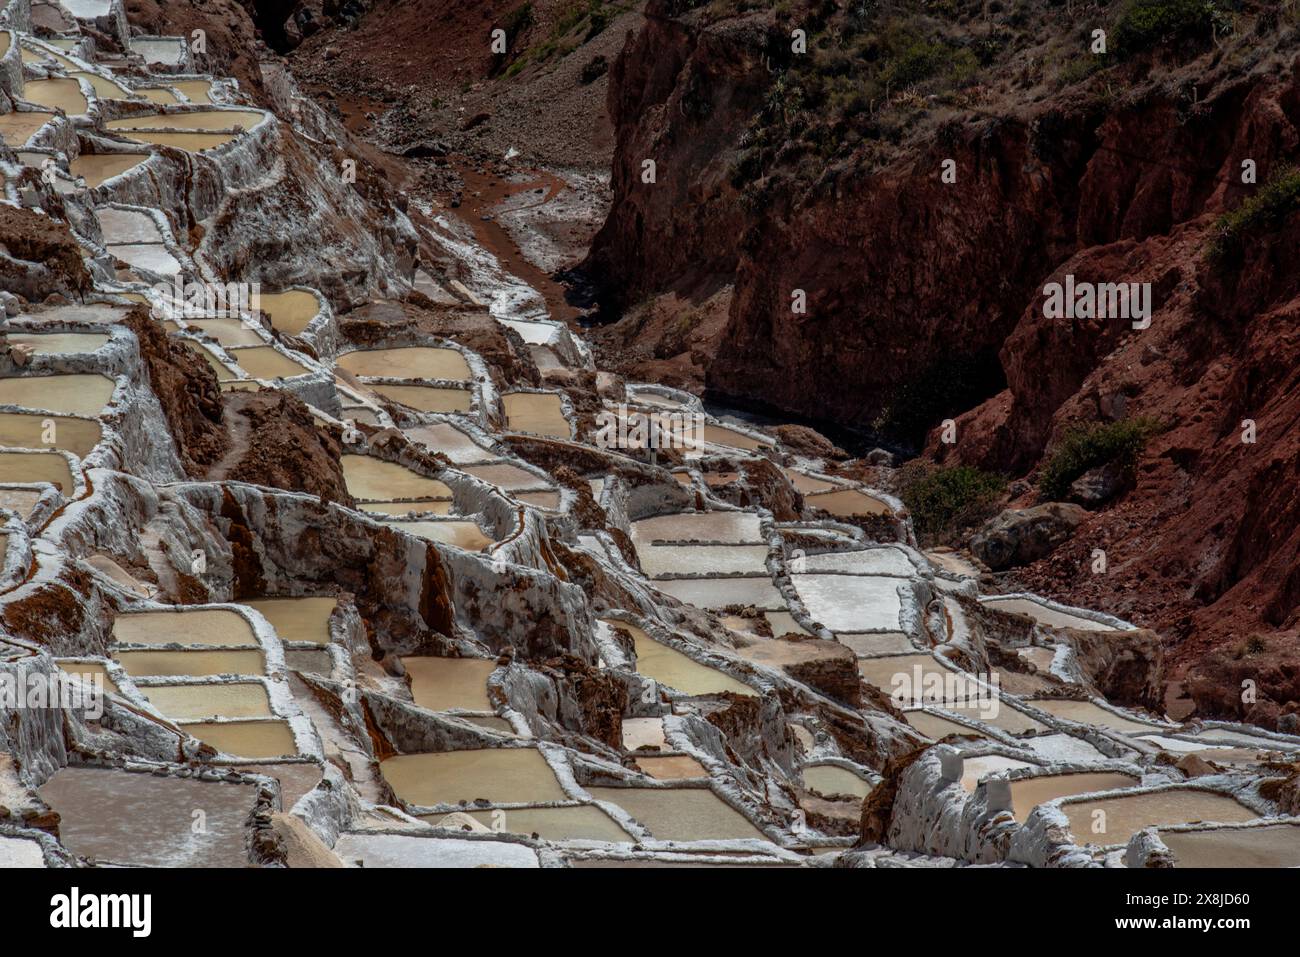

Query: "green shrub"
<box><xmin>900</xmin><ymin>465</ymin><xmax>1007</xmax><ymax>539</ymax></box>
<box><xmin>1112</xmin><ymin>0</ymin><xmax>1233</xmax><ymax>58</ymax></box>
<box><xmin>1037</xmin><ymin>417</ymin><xmax>1162</xmax><ymax>500</ymax></box>
<box><xmin>1210</xmin><ymin>165</ymin><xmax>1300</xmax><ymax>261</ymax></box>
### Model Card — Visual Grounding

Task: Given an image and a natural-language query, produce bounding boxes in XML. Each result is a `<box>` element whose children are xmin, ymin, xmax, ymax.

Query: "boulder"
<box><xmin>1068</xmin><ymin>460</ymin><xmax>1130</xmax><ymax>507</ymax></box>
<box><xmin>969</xmin><ymin>502</ymin><xmax>1087</xmax><ymax>570</ymax></box>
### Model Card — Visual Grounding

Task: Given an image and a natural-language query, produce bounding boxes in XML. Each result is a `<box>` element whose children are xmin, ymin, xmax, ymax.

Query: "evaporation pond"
<box><xmin>115</xmin><ymin>649</ymin><xmax>265</xmax><ymax>677</ymax></box>
<box><xmin>632</xmin><ymin>511</ymin><xmax>763</xmax><ymax>543</ymax></box>
<box><xmin>106</xmin><ymin>109</ymin><xmax>266</xmax><ymax>131</ymax></box>
<box><xmin>0</xmin><ymin>451</ymin><xmax>75</xmax><ymax>491</ymax></box>
<box><xmin>380</xmin><ymin>748</ymin><xmax>567</xmax><ymax>807</ymax></box>
<box><xmin>0</xmin><ymin>412</ymin><xmax>101</xmax><ymax>457</ymax></box>
<box><xmin>981</xmin><ymin>597</ymin><xmax>1115</xmax><ymax>632</ymax></box>
<box><xmin>21</xmin><ymin>78</ymin><xmax>88</xmax><ymax>115</ymax></box>
<box><xmin>70</xmin><ymin>152</ymin><xmax>146</xmax><ymax>187</ymax></box>
<box><xmin>1063</xmin><ymin>789</ymin><xmax>1258</xmax><ymax>847</ymax></box>
<box><xmin>402</xmin><ymin>657</ymin><xmax>494</xmax><ymax>712</ymax></box>
<box><xmin>502</xmin><ymin>393</ymin><xmax>569</xmax><ymax>437</ymax></box>
<box><xmin>5</xmin><ymin>332</ymin><xmax>108</xmax><ymax>355</ymax></box>
<box><xmin>1033</xmin><ymin>699</ymin><xmax>1164</xmax><ymax>733</ymax></box>
<box><xmin>431</xmin><ymin>805</ymin><xmax>634</xmax><ymax>843</ymax></box>
<box><xmin>1163</xmin><ymin>823</ymin><xmax>1300</xmax><ymax>868</ymax></box>
<box><xmin>638</xmin><ymin>544</ymin><xmax>770</xmax><ymax>578</ymax></box>
<box><xmin>336</xmin><ymin>347</ymin><xmax>471</xmax><ymax>380</ymax></box>
<box><xmin>142</xmin><ymin>682</ymin><xmax>272</xmax><ymax>720</ymax></box>
<box><xmin>804</xmin><ymin>488</ymin><xmax>892</xmax><ymax>517</ymax></box>
<box><xmin>613</xmin><ymin>619</ymin><xmax>755</xmax><ymax>697</ymax></box>
<box><xmin>794</xmin><ymin>574</ymin><xmax>907</xmax><ymax>632</ymax></box>
<box><xmin>0</xmin><ymin>373</ymin><xmax>115</xmax><ymax>415</ymax></box>
<box><xmin>654</xmin><ymin>576</ymin><xmax>783</xmax><ymax>610</ymax></box>
<box><xmin>240</xmin><ymin>597</ymin><xmax>337</xmax><ymax>644</ymax></box>
<box><xmin>119</xmin><ymin>130</ymin><xmax>238</xmax><ymax>151</ymax></box>
<box><xmin>186</xmin><ymin>719</ymin><xmax>297</xmax><ymax>758</ymax></box>
<box><xmin>39</xmin><ymin>766</ymin><xmax>258</xmax><ymax>867</ymax></box>
<box><xmin>113</xmin><ymin>608</ymin><xmax>258</xmax><ymax>646</ymax></box>
<box><xmin>1008</xmin><ymin>772</ymin><xmax>1138</xmax><ymax>822</ymax></box>
<box><xmin>803</xmin><ymin>765</ymin><xmax>872</xmax><ymax>798</ymax></box>
<box><xmin>0</xmin><ymin>112</ymin><xmax>54</xmax><ymax>145</ymax></box>
<box><xmin>341</xmin><ymin>455</ymin><xmax>452</xmax><ymax>501</ymax></box>
<box><xmin>385</xmin><ymin>520</ymin><xmax>493</xmax><ymax>550</ymax></box>
<box><xmin>254</xmin><ymin>290</ymin><xmax>319</xmax><ymax>334</ymax></box>
<box><xmin>228</xmin><ymin>346</ymin><xmax>308</xmax><ymax>379</ymax></box>
<box><xmin>586</xmin><ymin>787</ymin><xmax>768</xmax><ymax>843</ymax></box>
<box><xmin>702</xmin><ymin>423</ymin><xmax>768</xmax><ymax>451</ymax></box>
<box><xmin>371</xmin><ymin>384</ymin><xmax>472</xmax><ymax>413</ymax></box>
<box><xmin>403</xmin><ymin>422</ymin><xmax>492</xmax><ymax>463</ymax></box>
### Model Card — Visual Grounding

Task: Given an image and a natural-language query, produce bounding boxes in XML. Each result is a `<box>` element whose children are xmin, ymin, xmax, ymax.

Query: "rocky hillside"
<box><xmin>583</xmin><ymin>0</ymin><xmax>1300</xmax><ymax>711</ymax></box>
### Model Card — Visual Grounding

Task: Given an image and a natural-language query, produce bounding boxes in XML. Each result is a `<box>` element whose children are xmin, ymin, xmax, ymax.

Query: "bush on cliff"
<box><xmin>1113</xmin><ymin>0</ymin><xmax>1235</xmax><ymax>58</ymax></box>
<box><xmin>900</xmin><ymin>464</ymin><xmax>1007</xmax><ymax>540</ymax></box>
<box><xmin>1210</xmin><ymin>165</ymin><xmax>1300</xmax><ymax>262</ymax></box>
<box><xmin>1037</xmin><ymin>417</ymin><xmax>1162</xmax><ymax>500</ymax></box>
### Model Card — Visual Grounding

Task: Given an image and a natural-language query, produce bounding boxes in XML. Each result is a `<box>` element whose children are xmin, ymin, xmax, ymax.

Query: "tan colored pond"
<box><xmin>178</xmin><ymin>318</ymin><xmax>264</xmax><ymax>347</ymax></box>
<box><xmin>805</xmin><ymin>488</ymin><xmax>891</xmax><ymax>517</ymax></box>
<box><xmin>981</xmin><ymin>596</ymin><xmax>1115</xmax><ymax>632</ymax></box>
<box><xmin>70</xmin><ymin>151</ymin><xmax>147</xmax><ymax>186</ymax></box>
<box><xmin>586</xmin><ymin>787</ymin><xmax>768</xmax><ymax>842</ymax></box>
<box><xmin>944</xmin><ymin>700</ymin><xmax>1048</xmax><ymax>735</ymax></box>
<box><xmin>0</xmin><ymin>451</ymin><xmax>75</xmax><ymax>491</ymax></box>
<box><xmin>360</xmin><ymin>500</ymin><xmax>453</xmax><ymax>517</ymax></box>
<box><xmin>337</xmin><ymin>346</ymin><xmax>471</xmax><ymax>380</ymax></box>
<box><xmin>250</xmin><ymin>289</ymin><xmax>318</xmax><ymax>334</ymax></box>
<box><xmin>1063</xmin><ymin>789</ymin><xmax>1258</xmax><ymax>847</ymax></box>
<box><xmin>228</xmin><ymin>346</ymin><xmax>308</xmax><ymax>379</ymax></box>
<box><xmin>428</xmin><ymin>804</ymin><xmax>634</xmax><ymax>843</ymax></box>
<box><xmin>71</xmin><ymin>71</ymin><xmax>130</xmax><ymax>100</ymax></box>
<box><xmin>959</xmin><ymin>755</ymin><xmax>1034</xmax><ymax>791</ymax></box>
<box><xmin>461</xmin><ymin>462</ymin><xmax>545</xmax><ymax>491</ymax></box>
<box><xmin>183</xmin><ymin>341</ymin><xmax>232</xmax><ymax>378</ymax></box>
<box><xmin>116</xmin><ymin>649</ymin><xmax>266</xmax><ymax>677</ymax></box>
<box><xmin>56</xmin><ymin>660</ymin><xmax>119</xmax><ymax>695</ymax></box>
<box><xmin>502</xmin><ymin>392</ymin><xmax>569</xmax><ymax>437</ymax></box>
<box><xmin>636</xmin><ymin>755</ymin><xmax>708</xmax><ymax>781</ymax></box>
<box><xmin>0</xmin><ymin>412</ymin><xmax>101</xmax><ymax>458</ymax></box>
<box><xmin>372</xmin><ymin>384</ymin><xmax>472</xmax><ymax>413</ymax></box>
<box><xmin>631</xmin><ymin>511</ymin><xmax>763</xmax><ymax>544</ymax></box>
<box><xmin>904</xmin><ymin>710</ymin><xmax>986</xmax><ymax>740</ymax></box>
<box><xmin>785</xmin><ymin>470</ymin><xmax>840</xmax><ymax>494</ymax></box>
<box><xmin>0</xmin><ymin>373</ymin><xmax>116</xmax><ymax>415</ymax></box>
<box><xmin>21</xmin><ymin>78</ymin><xmax>88</xmax><ymax>115</ymax></box>
<box><xmin>136</xmin><ymin>87</ymin><xmax>180</xmax><ymax>105</ymax></box>
<box><xmin>385</xmin><ymin>520</ymin><xmax>493</xmax><ymax>550</ymax></box>
<box><xmin>1032</xmin><ymin>698</ymin><xmax>1163</xmax><ymax>734</ymax></box>
<box><xmin>764</xmin><ymin>611</ymin><xmax>811</xmax><ymax>637</ymax></box>
<box><xmin>381</xmin><ymin>748</ymin><xmax>567</xmax><ymax>807</ymax></box>
<box><xmin>1018</xmin><ymin>646</ymin><xmax>1057</xmax><ymax>671</ymax></box>
<box><xmin>638</xmin><ymin>543</ymin><xmax>770</xmax><ymax>578</ymax></box>
<box><xmin>112</xmin><ymin>608</ymin><xmax>259</xmax><ymax>647</ymax></box>
<box><xmin>0</xmin><ymin>487</ymin><xmax>43</xmax><ymax>518</ymax></box>
<box><xmin>857</xmin><ymin>654</ymin><xmax>976</xmax><ymax>704</ymax></box>
<box><xmin>1163</xmin><ymin>823</ymin><xmax>1300</xmax><ymax>868</ymax></box>
<box><xmin>1008</xmin><ymin>772</ymin><xmax>1138</xmax><ymax>822</ymax></box>
<box><xmin>185</xmin><ymin>719</ymin><xmax>298</xmax><ymax>758</ymax></box>
<box><xmin>838</xmin><ymin>632</ymin><xmax>915</xmax><ymax>656</ymax></box>
<box><xmin>173</xmin><ymin>79</ymin><xmax>214</xmax><ymax>104</ymax></box>
<box><xmin>654</xmin><ymin>576</ymin><xmax>784</xmax><ymax>611</ymax></box>
<box><xmin>702</xmin><ymin>423</ymin><xmax>768</xmax><ymax>451</ymax></box>
<box><xmin>38</xmin><ymin>766</ymin><xmax>258</xmax><ymax>867</ymax></box>
<box><xmin>610</xmin><ymin>619</ymin><xmax>755</xmax><ymax>697</ymax></box>
<box><xmin>5</xmin><ymin>332</ymin><xmax>109</xmax><ymax>355</ymax></box>
<box><xmin>804</xmin><ymin>765</ymin><xmax>873</xmax><ymax>799</ymax></box>
<box><xmin>402</xmin><ymin>657</ymin><xmax>494</xmax><ymax>712</ymax></box>
<box><xmin>143</xmin><ymin>682</ymin><xmax>272</xmax><ymax>720</ymax></box>
<box><xmin>514</xmin><ymin>490</ymin><xmax>561</xmax><ymax>509</ymax></box>
<box><xmin>240</xmin><ymin>597</ymin><xmax>336</xmax><ymax>645</ymax></box>
<box><xmin>341</xmin><ymin>455</ymin><xmax>452</xmax><ymax>502</ymax></box>
<box><xmin>623</xmin><ymin>717</ymin><xmax>668</xmax><ymax>751</ymax></box>
<box><xmin>403</xmin><ymin>422</ymin><xmax>492</xmax><ymax>464</ymax></box>
<box><xmin>0</xmin><ymin>111</ymin><xmax>54</xmax><ymax>146</ymax></box>
<box><xmin>120</xmin><ymin>130</ymin><xmax>239</xmax><ymax>151</ymax></box>
<box><xmin>106</xmin><ymin>109</ymin><xmax>266</xmax><ymax>131</ymax></box>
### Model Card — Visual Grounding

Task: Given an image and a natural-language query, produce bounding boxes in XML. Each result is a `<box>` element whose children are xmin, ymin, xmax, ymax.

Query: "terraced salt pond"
<box><xmin>171</xmin><ymin>318</ymin><xmax>264</xmax><ymax>347</ymax></box>
<box><xmin>502</xmin><ymin>392</ymin><xmax>570</xmax><ymax>437</ymax></box>
<box><xmin>461</xmin><ymin>462</ymin><xmax>549</xmax><ymax>491</ymax></box>
<box><xmin>341</xmin><ymin>455</ymin><xmax>452</xmax><ymax>502</ymax></box>
<box><xmin>185</xmin><ymin>719</ymin><xmax>297</xmax><ymax>759</ymax></box>
<box><xmin>117</xmin><ymin>130</ymin><xmax>239</xmax><ymax>152</ymax></box>
<box><xmin>0</xmin><ymin>111</ymin><xmax>54</xmax><ymax>146</ymax></box>
<box><xmin>56</xmin><ymin>659</ymin><xmax>119</xmax><ymax>695</ymax></box>
<box><xmin>20</xmin><ymin>77</ymin><xmax>88</xmax><ymax>115</ymax></box>
<box><xmin>803</xmin><ymin>765</ymin><xmax>872</xmax><ymax>798</ymax></box>
<box><xmin>0</xmin><ymin>372</ymin><xmax>116</xmax><ymax>415</ymax></box>
<box><xmin>385</xmin><ymin>520</ymin><xmax>493</xmax><ymax>550</ymax></box>
<box><xmin>71</xmin><ymin>71</ymin><xmax>131</xmax><ymax>100</ymax></box>
<box><xmin>0</xmin><ymin>451</ymin><xmax>75</xmax><ymax>491</ymax></box>
<box><xmin>631</xmin><ymin>511</ymin><xmax>763</xmax><ymax>544</ymax></box>
<box><xmin>69</xmin><ymin>151</ymin><xmax>147</xmax><ymax>186</ymax></box>
<box><xmin>239</xmin><ymin>597</ymin><xmax>336</xmax><ymax>644</ymax></box>
<box><xmin>112</xmin><ymin>608</ymin><xmax>259</xmax><ymax>647</ymax></box>
<box><xmin>982</xmin><ymin>596</ymin><xmax>1115</xmax><ymax>632</ymax></box>
<box><xmin>654</xmin><ymin>576</ymin><xmax>784</xmax><ymax>610</ymax></box>
<box><xmin>116</xmin><ymin>649</ymin><xmax>265</xmax><ymax>677</ymax></box>
<box><xmin>1032</xmin><ymin>698</ymin><xmax>1164</xmax><ymax>734</ymax></box>
<box><xmin>1062</xmin><ymin>789</ymin><xmax>1258</xmax><ymax>846</ymax></box>
<box><xmin>105</xmin><ymin>109</ymin><xmax>266</xmax><ymax>132</ymax></box>
<box><xmin>0</xmin><ymin>412</ymin><xmax>101</xmax><ymax>457</ymax></box>
<box><xmin>857</xmin><ymin>655</ymin><xmax>981</xmax><ymax>705</ymax></box>
<box><xmin>38</xmin><ymin>766</ymin><xmax>258</xmax><ymax>867</ymax></box>
<box><xmin>431</xmin><ymin>805</ymin><xmax>634</xmax><ymax>842</ymax></box>
<box><xmin>172</xmin><ymin>79</ymin><xmax>215</xmax><ymax>104</ymax></box>
<box><xmin>252</xmin><ymin>289</ymin><xmax>319</xmax><ymax>334</ymax></box>
<box><xmin>804</xmin><ymin>488</ymin><xmax>892</xmax><ymax>517</ymax></box>
<box><xmin>336</xmin><ymin>346</ymin><xmax>471</xmax><ymax>380</ymax></box>
<box><xmin>404</xmin><ymin>422</ymin><xmax>493</xmax><ymax>464</ymax></box>
<box><xmin>610</xmin><ymin>619</ymin><xmax>755</xmax><ymax>697</ymax></box>
<box><xmin>1006</xmin><ymin>772</ymin><xmax>1138</xmax><ymax>822</ymax></box>
<box><xmin>1161</xmin><ymin>823</ymin><xmax>1300</xmax><ymax>868</ymax></box>
<box><xmin>142</xmin><ymin>682</ymin><xmax>272</xmax><ymax>720</ymax></box>
<box><xmin>371</xmin><ymin>384</ymin><xmax>472</xmax><ymax>412</ymax></box>
<box><xmin>793</xmin><ymin>574</ymin><xmax>906</xmax><ymax>632</ymax></box>
<box><xmin>227</xmin><ymin>346</ymin><xmax>309</xmax><ymax>379</ymax></box>
<box><xmin>381</xmin><ymin>748</ymin><xmax>567</xmax><ymax>807</ymax></box>
<box><xmin>402</xmin><ymin>657</ymin><xmax>495</xmax><ymax>711</ymax></box>
<box><xmin>702</xmin><ymin>423</ymin><xmax>769</xmax><ymax>451</ymax></box>
<box><xmin>5</xmin><ymin>332</ymin><xmax>109</xmax><ymax>355</ymax></box>
<box><xmin>636</xmin><ymin>754</ymin><xmax>708</xmax><ymax>780</ymax></box>
<box><xmin>638</xmin><ymin>543</ymin><xmax>770</xmax><ymax>578</ymax></box>
<box><xmin>586</xmin><ymin>787</ymin><xmax>769</xmax><ymax>842</ymax></box>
